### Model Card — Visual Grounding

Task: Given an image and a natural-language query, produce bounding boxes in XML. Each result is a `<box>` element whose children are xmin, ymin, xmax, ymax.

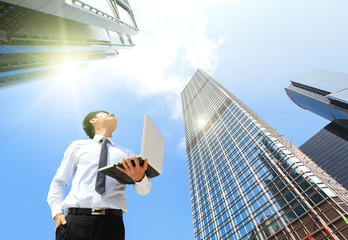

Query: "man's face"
<box><xmin>93</xmin><ymin>112</ymin><xmax>117</xmax><ymax>131</ymax></box>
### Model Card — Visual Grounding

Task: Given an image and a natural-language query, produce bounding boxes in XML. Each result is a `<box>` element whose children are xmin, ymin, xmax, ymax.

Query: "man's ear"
<box><xmin>89</xmin><ymin>117</ymin><xmax>97</xmax><ymax>124</ymax></box>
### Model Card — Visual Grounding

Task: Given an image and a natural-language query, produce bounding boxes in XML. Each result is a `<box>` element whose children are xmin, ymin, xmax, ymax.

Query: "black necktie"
<box><xmin>95</xmin><ymin>137</ymin><xmax>109</xmax><ymax>194</ymax></box>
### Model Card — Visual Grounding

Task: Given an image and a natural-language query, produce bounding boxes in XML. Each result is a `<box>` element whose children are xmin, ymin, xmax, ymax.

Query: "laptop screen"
<box><xmin>141</xmin><ymin>114</ymin><xmax>165</xmax><ymax>174</ymax></box>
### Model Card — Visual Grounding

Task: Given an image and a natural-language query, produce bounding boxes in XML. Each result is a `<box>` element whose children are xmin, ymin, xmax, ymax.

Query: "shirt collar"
<box><xmin>93</xmin><ymin>134</ymin><xmax>115</xmax><ymax>146</ymax></box>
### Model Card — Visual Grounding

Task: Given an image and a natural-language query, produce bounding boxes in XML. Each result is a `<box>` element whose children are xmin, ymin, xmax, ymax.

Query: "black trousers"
<box><xmin>56</xmin><ymin>214</ymin><xmax>125</xmax><ymax>240</ymax></box>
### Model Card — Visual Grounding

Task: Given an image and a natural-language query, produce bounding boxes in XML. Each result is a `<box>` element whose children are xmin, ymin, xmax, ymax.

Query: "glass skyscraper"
<box><xmin>0</xmin><ymin>0</ymin><xmax>138</xmax><ymax>88</ymax></box>
<box><xmin>181</xmin><ymin>69</ymin><xmax>348</xmax><ymax>240</ymax></box>
<box><xmin>286</xmin><ymin>70</ymin><xmax>348</xmax><ymax>191</ymax></box>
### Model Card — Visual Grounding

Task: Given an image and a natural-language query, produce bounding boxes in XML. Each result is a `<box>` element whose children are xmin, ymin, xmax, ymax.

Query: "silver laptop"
<box><xmin>99</xmin><ymin>114</ymin><xmax>165</xmax><ymax>184</ymax></box>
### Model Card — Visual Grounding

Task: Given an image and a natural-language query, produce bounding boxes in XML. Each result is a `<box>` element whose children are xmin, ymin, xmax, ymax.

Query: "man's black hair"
<box><xmin>83</xmin><ymin>110</ymin><xmax>109</xmax><ymax>139</ymax></box>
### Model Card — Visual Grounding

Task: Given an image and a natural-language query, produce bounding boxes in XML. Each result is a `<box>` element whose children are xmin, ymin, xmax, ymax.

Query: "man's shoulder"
<box><xmin>72</xmin><ymin>139</ymin><xmax>94</xmax><ymax>144</ymax></box>
<box><xmin>67</xmin><ymin>139</ymin><xmax>95</xmax><ymax>149</ymax></box>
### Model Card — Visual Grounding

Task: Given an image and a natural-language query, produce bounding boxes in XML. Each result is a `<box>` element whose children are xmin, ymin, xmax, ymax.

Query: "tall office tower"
<box><xmin>285</xmin><ymin>70</ymin><xmax>348</xmax><ymax>190</ymax></box>
<box><xmin>181</xmin><ymin>69</ymin><xmax>348</xmax><ymax>240</ymax></box>
<box><xmin>0</xmin><ymin>0</ymin><xmax>138</xmax><ymax>88</ymax></box>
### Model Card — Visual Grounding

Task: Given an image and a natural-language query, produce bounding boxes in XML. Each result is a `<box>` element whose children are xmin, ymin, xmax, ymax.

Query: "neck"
<box><xmin>94</xmin><ymin>128</ymin><xmax>113</xmax><ymax>138</ymax></box>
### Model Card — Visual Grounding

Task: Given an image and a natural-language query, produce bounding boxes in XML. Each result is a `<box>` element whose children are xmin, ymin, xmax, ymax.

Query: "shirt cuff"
<box><xmin>134</xmin><ymin>174</ymin><xmax>150</xmax><ymax>187</ymax></box>
<box><xmin>51</xmin><ymin>205</ymin><xmax>63</xmax><ymax>219</ymax></box>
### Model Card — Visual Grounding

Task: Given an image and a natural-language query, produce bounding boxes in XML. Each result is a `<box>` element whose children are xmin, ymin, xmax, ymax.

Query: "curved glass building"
<box><xmin>0</xmin><ymin>0</ymin><xmax>138</xmax><ymax>88</ymax></box>
<box><xmin>285</xmin><ymin>70</ymin><xmax>348</xmax><ymax>128</ymax></box>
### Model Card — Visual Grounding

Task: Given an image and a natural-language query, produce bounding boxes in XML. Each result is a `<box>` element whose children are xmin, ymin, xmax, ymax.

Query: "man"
<box><xmin>47</xmin><ymin>110</ymin><xmax>151</xmax><ymax>240</ymax></box>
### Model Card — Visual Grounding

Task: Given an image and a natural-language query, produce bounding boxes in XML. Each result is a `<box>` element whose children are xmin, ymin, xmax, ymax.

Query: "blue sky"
<box><xmin>1</xmin><ymin>0</ymin><xmax>347</xmax><ymax>239</ymax></box>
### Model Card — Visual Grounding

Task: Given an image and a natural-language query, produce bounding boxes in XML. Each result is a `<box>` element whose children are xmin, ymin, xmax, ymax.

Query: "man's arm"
<box><xmin>117</xmin><ymin>155</ymin><xmax>152</xmax><ymax>195</ymax></box>
<box><xmin>47</xmin><ymin>142</ymin><xmax>77</xmax><ymax>230</ymax></box>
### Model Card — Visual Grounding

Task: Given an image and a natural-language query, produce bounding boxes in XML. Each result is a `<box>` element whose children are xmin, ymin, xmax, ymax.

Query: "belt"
<box><xmin>68</xmin><ymin>208</ymin><xmax>123</xmax><ymax>216</ymax></box>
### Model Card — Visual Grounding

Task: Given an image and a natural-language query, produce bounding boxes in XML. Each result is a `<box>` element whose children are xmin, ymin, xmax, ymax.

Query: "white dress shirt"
<box><xmin>47</xmin><ymin>135</ymin><xmax>151</xmax><ymax>218</ymax></box>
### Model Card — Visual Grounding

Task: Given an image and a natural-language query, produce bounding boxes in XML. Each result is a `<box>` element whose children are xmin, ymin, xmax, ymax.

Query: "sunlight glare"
<box><xmin>58</xmin><ymin>62</ymin><xmax>86</xmax><ymax>90</ymax></box>
<box><xmin>53</xmin><ymin>61</ymin><xmax>88</xmax><ymax>129</ymax></box>
<box><xmin>198</xmin><ymin>117</ymin><xmax>206</xmax><ymax>128</ymax></box>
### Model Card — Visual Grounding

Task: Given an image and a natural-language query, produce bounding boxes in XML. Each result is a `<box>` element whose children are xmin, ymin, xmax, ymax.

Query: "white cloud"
<box><xmin>87</xmin><ymin>0</ymin><xmax>225</xmax><ymax>119</ymax></box>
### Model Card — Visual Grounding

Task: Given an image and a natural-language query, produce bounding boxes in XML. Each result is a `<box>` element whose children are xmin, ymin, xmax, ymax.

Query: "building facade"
<box><xmin>181</xmin><ymin>69</ymin><xmax>348</xmax><ymax>240</ymax></box>
<box><xmin>286</xmin><ymin>70</ymin><xmax>348</xmax><ymax>191</ymax></box>
<box><xmin>0</xmin><ymin>0</ymin><xmax>138</xmax><ymax>88</ymax></box>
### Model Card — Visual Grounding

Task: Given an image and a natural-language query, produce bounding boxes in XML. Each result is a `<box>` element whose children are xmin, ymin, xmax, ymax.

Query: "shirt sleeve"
<box><xmin>47</xmin><ymin>142</ymin><xmax>77</xmax><ymax>218</ymax></box>
<box><xmin>133</xmin><ymin>174</ymin><xmax>152</xmax><ymax>195</ymax></box>
<box><xmin>116</xmin><ymin>145</ymin><xmax>151</xmax><ymax>195</ymax></box>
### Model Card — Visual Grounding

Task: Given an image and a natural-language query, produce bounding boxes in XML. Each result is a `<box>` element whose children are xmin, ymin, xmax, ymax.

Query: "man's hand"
<box><xmin>117</xmin><ymin>155</ymin><xmax>148</xmax><ymax>182</ymax></box>
<box><xmin>54</xmin><ymin>213</ymin><xmax>67</xmax><ymax>232</ymax></box>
